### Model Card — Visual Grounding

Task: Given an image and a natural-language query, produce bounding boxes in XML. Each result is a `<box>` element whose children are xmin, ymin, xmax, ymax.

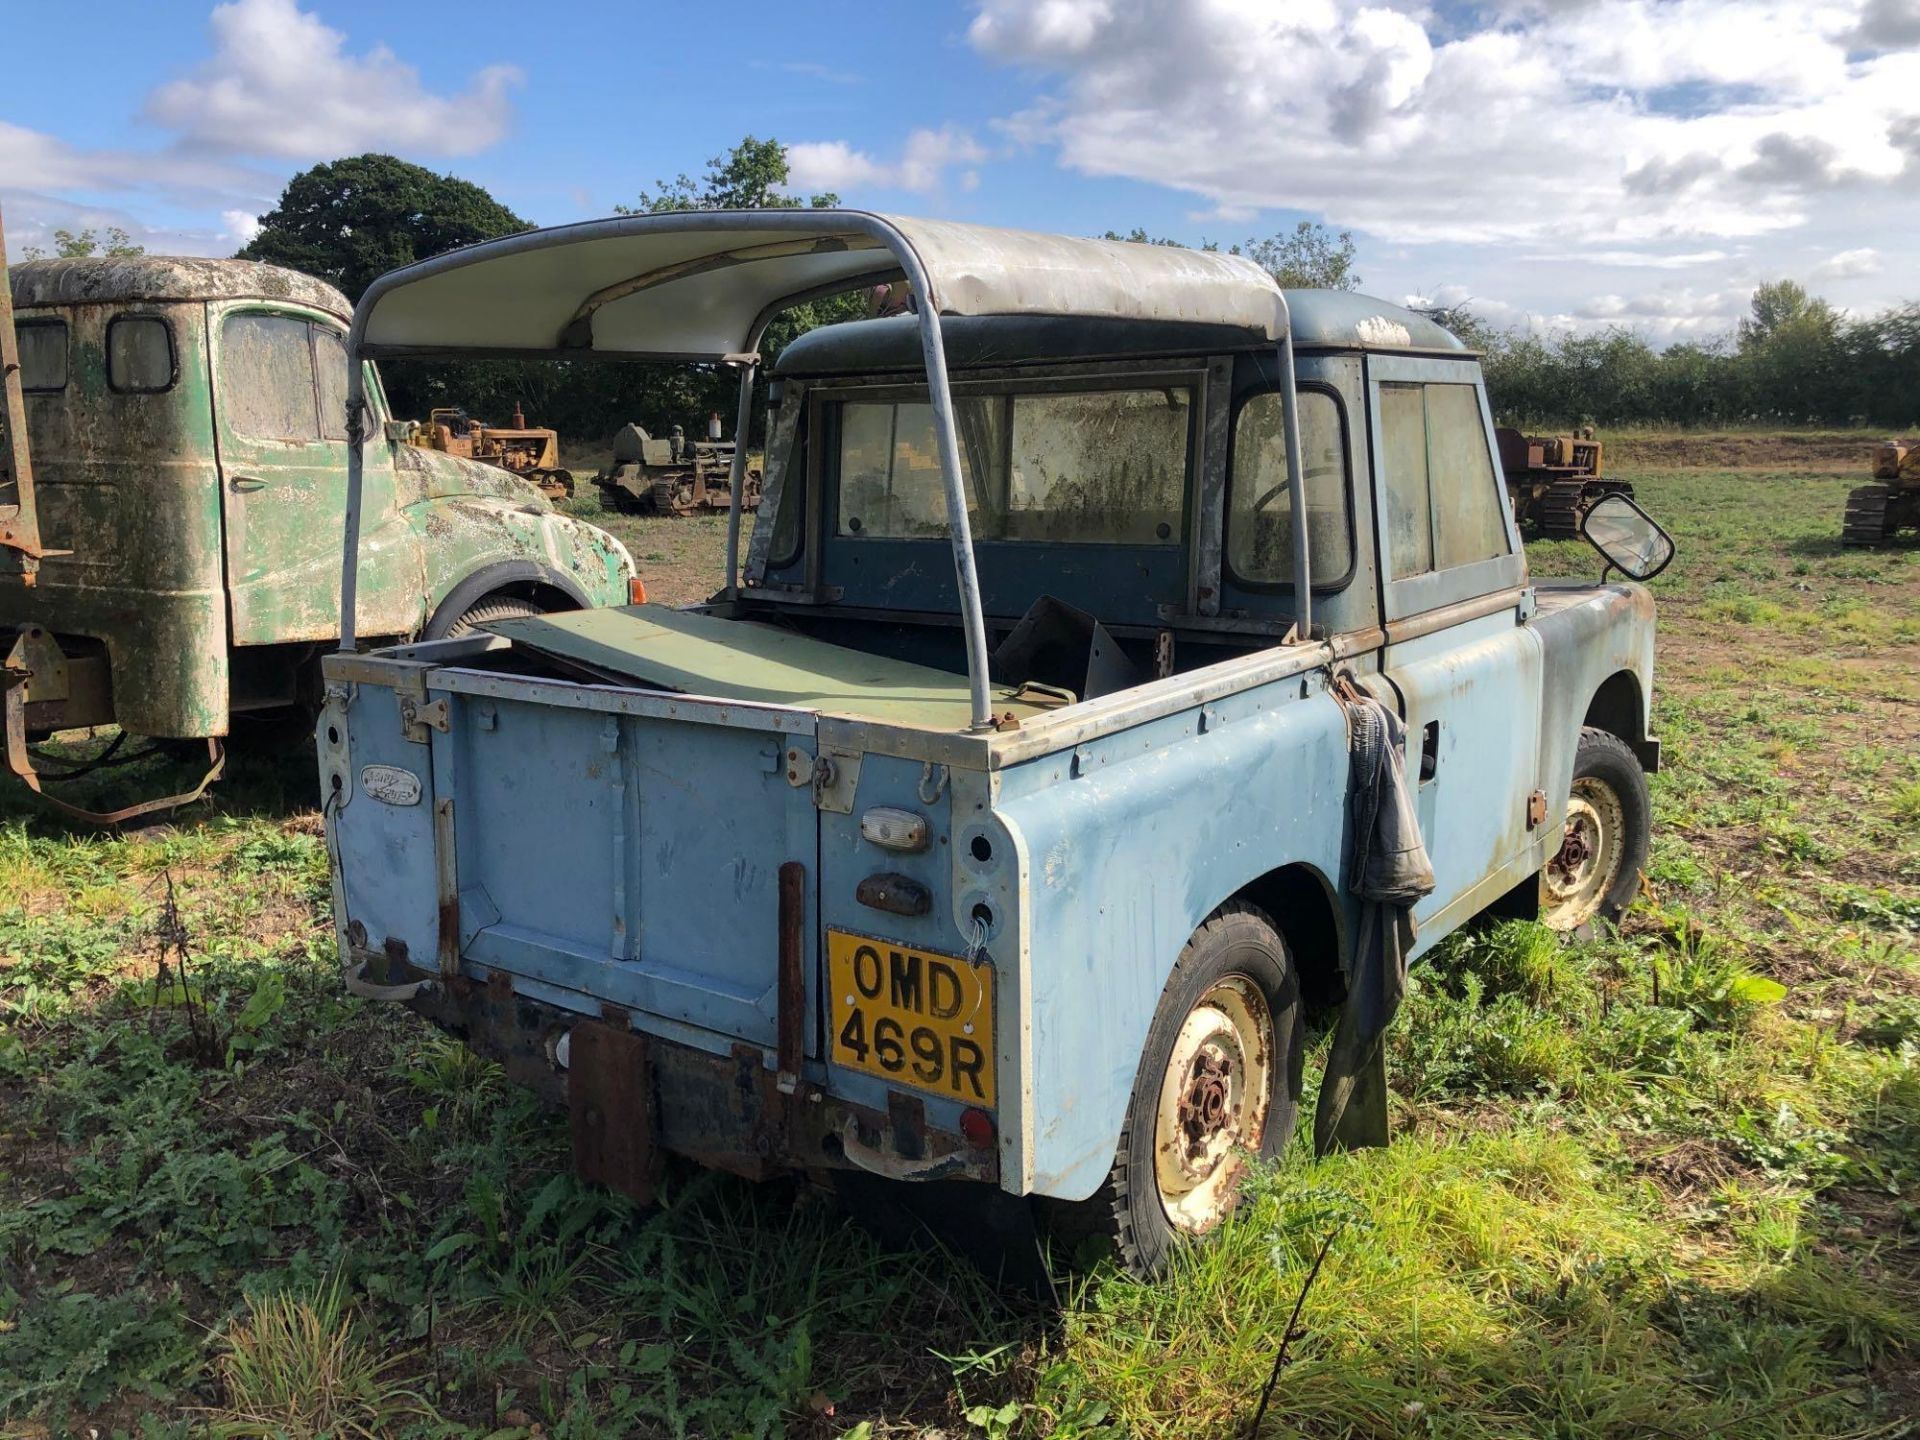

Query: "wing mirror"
<box><xmin>1582</xmin><ymin>493</ymin><xmax>1675</xmax><ymax>582</ymax></box>
<box><xmin>383</xmin><ymin>418</ymin><xmax>417</xmax><ymax>444</ymax></box>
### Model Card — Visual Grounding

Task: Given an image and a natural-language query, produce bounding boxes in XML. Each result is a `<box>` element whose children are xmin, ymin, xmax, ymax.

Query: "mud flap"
<box><xmin>568</xmin><ymin>1017</ymin><xmax>662</xmax><ymax>1206</ymax></box>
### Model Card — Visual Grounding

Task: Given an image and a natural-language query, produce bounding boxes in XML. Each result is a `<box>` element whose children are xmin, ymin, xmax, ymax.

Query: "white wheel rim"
<box><xmin>1543</xmin><ymin>776</ymin><xmax>1627</xmax><ymax>930</ymax></box>
<box><xmin>1151</xmin><ymin>974</ymin><xmax>1273</xmax><ymax>1234</ymax></box>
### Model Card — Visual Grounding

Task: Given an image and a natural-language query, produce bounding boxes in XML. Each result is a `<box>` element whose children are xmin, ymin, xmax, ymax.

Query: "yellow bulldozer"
<box><xmin>408</xmin><ymin>406</ymin><xmax>574</xmax><ymax>501</ymax></box>
<box><xmin>1495</xmin><ymin>426</ymin><xmax>1634</xmax><ymax>540</ymax></box>
<box><xmin>1842</xmin><ymin>441</ymin><xmax>1920</xmax><ymax>547</ymax></box>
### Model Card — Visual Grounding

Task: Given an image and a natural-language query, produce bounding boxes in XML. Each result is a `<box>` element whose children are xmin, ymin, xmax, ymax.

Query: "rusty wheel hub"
<box><xmin>1152</xmin><ymin>975</ymin><xmax>1274</xmax><ymax>1234</ymax></box>
<box><xmin>1177</xmin><ymin>1050</ymin><xmax>1233</xmax><ymax>1158</ymax></box>
<box><xmin>1542</xmin><ymin>776</ymin><xmax>1627</xmax><ymax>931</ymax></box>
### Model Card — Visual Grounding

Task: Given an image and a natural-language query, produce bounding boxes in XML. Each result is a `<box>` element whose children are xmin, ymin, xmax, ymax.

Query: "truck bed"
<box><xmin>484</xmin><ymin>604</ymin><xmax>1053</xmax><ymax>730</ymax></box>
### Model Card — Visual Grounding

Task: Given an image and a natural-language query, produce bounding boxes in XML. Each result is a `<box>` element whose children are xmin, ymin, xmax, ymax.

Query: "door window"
<box><xmin>106</xmin><ymin>316</ymin><xmax>176</xmax><ymax>393</ymax></box>
<box><xmin>1425</xmin><ymin>384</ymin><xmax>1509</xmax><ymax>570</ymax></box>
<box><xmin>220</xmin><ymin>313</ymin><xmax>319</xmax><ymax>443</ymax></box>
<box><xmin>14</xmin><ymin>320</ymin><xmax>67</xmax><ymax>393</ymax></box>
<box><xmin>1226</xmin><ymin>388</ymin><xmax>1350</xmax><ymax>585</ymax></box>
<box><xmin>1377</xmin><ymin>380</ymin><xmax>1509</xmax><ymax>579</ymax></box>
<box><xmin>1379</xmin><ymin>383</ymin><xmax>1432</xmax><ymax>576</ymax></box>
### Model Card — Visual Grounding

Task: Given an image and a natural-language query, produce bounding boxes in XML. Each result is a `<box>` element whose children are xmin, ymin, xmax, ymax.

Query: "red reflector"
<box><xmin>960</xmin><ymin>1107</ymin><xmax>996</xmax><ymax>1148</ymax></box>
<box><xmin>628</xmin><ymin>577</ymin><xmax>648</xmax><ymax>605</ymax></box>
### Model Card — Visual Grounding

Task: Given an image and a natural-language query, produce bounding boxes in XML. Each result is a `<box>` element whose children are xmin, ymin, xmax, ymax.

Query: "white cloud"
<box><xmin>787</xmin><ymin>126</ymin><xmax>990</xmax><ymax>195</ymax></box>
<box><xmin>144</xmin><ymin>0</ymin><xmax>519</xmax><ymax>159</ymax></box>
<box><xmin>221</xmin><ymin>209</ymin><xmax>263</xmax><ymax>246</ymax></box>
<box><xmin>964</xmin><ymin>0</ymin><xmax>1920</xmax><ymax>255</ymax></box>
<box><xmin>1812</xmin><ymin>246</ymin><xmax>1884</xmax><ymax>278</ymax></box>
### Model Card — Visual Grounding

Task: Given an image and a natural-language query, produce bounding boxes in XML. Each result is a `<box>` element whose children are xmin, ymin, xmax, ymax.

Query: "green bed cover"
<box><xmin>482</xmin><ymin>604</ymin><xmax>1050</xmax><ymax>730</ymax></box>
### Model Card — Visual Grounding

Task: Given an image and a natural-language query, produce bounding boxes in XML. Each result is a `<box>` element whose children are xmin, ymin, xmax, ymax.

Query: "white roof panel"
<box><xmin>352</xmin><ymin>210</ymin><xmax>1288</xmax><ymax>359</ymax></box>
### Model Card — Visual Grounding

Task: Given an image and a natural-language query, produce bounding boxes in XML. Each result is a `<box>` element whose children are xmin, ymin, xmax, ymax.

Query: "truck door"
<box><xmin>1366</xmin><ymin>356</ymin><xmax>1542</xmax><ymax>940</ymax></box>
<box><xmin>211</xmin><ymin>306</ymin><xmax>418</xmax><ymax>644</ymax></box>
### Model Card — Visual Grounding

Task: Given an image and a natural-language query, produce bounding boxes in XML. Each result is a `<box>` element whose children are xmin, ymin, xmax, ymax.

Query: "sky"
<box><xmin>3</xmin><ymin>0</ymin><xmax>1918</xmax><ymax>346</ymax></box>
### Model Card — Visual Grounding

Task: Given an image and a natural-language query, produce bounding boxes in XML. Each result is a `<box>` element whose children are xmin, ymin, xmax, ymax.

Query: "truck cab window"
<box><xmin>1380</xmin><ymin>382</ymin><xmax>1434</xmax><ymax>576</ymax></box>
<box><xmin>1424</xmin><ymin>383</ymin><xmax>1509</xmax><ymax>569</ymax></box>
<box><xmin>14</xmin><ymin>321</ymin><xmax>67</xmax><ymax>393</ymax></box>
<box><xmin>313</xmin><ymin>328</ymin><xmax>351</xmax><ymax>441</ymax></box>
<box><xmin>1226</xmin><ymin>388</ymin><xmax>1350</xmax><ymax>586</ymax></box>
<box><xmin>1379</xmin><ymin>380</ymin><xmax>1509</xmax><ymax>579</ymax></box>
<box><xmin>836</xmin><ymin>386</ymin><xmax>1189</xmax><ymax>544</ymax></box>
<box><xmin>220</xmin><ymin>312</ymin><xmax>319</xmax><ymax>443</ymax></box>
<box><xmin>106</xmin><ymin>316</ymin><xmax>175</xmax><ymax>393</ymax></box>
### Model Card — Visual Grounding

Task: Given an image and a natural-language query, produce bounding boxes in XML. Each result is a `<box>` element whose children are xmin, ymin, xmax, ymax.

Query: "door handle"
<box><xmin>1420</xmin><ymin>720</ymin><xmax>1440</xmax><ymax>781</ymax></box>
<box><xmin>228</xmin><ymin>476</ymin><xmax>268</xmax><ymax>493</ymax></box>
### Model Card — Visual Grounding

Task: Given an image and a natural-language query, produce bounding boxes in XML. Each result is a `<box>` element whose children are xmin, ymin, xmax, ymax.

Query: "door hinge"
<box><xmin>1526</xmin><ymin>789</ymin><xmax>1548</xmax><ymax>828</ymax></box>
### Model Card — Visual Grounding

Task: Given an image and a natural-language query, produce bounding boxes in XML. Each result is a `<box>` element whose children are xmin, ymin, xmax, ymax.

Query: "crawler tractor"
<box><xmin>410</xmin><ymin>407</ymin><xmax>575</xmax><ymax>500</ymax></box>
<box><xmin>593</xmin><ymin>420</ymin><xmax>762</xmax><ymax>516</ymax></box>
<box><xmin>1495</xmin><ymin>427</ymin><xmax>1634</xmax><ymax>540</ymax></box>
<box><xmin>1842</xmin><ymin>441</ymin><xmax>1920</xmax><ymax>547</ymax></box>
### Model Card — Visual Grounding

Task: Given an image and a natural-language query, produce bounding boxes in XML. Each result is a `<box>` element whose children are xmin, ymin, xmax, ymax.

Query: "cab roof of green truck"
<box><xmin>10</xmin><ymin>256</ymin><xmax>351</xmax><ymax>321</ymax></box>
<box><xmin>774</xmin><ymin>293</ymin><xmax>1468</xmax><ymax>377</ymax></box>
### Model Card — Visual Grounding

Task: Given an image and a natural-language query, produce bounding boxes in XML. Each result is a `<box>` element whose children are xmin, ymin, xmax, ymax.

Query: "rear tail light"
<box><xmin>628</xmin><ymin>577</ymin><xmax>648</xmax><ymax>605</ymax></box>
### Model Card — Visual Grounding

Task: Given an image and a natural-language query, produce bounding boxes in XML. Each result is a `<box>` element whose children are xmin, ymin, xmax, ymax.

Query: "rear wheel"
<box><xmin>1047</xmin><ymin>902</ymin><xmax>1301</xmax><ymax>1277</ymax></box>
<box><xmin>1542</xmin><ymin>727</ymin><xmax>1649</xmax><ymax>931</ymax></box>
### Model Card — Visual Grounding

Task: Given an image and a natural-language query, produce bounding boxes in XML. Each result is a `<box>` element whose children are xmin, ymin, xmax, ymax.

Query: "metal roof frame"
<box><xmin>338</xmin><ymin>210</ymin><xmax>1310</xmax><ymax>730</ymax></box>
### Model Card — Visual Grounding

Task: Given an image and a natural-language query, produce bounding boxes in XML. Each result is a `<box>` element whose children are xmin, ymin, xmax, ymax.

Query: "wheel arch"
<box><xmin>421</xmin><ymin>559</ymin><xmax>594</xmax><ymax>641</ymax></box>
<box><xmin>1582</xmin><ymin>668</ymin><xmax>1658</xmax><ymax>772</ymax></box>
<box><xmin>1227</xmin><ymin>861</ymin><xmax>1347</xmax><ymax>1012</ymax></box>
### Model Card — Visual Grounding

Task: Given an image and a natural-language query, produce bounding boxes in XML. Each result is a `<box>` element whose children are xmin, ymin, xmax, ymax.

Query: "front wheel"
<box><xmin>1047</xmin><ymin>902</ymin><xmax>1301</xmax><ymax>1277</ymax></box>
<box><xmin>1542</xmin><ymin>727</ymin><xmax>1650</xmax><ymax>932</ymax></box>
<box><xmin>429</xmin><ymin>594</ymin><xmax>547</xmax><ymax>641</ymax></box>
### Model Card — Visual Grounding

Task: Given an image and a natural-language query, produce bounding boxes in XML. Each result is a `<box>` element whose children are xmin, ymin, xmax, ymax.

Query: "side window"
<box><xmin>14</xmin><ymin>320</ymin><xmax>67</xmax><ymax>393</ymax></box>
<box><xmin>1425</xmin><ymin>384</ymin><xmax>1509</xmax><ymax>570</ymax></box>
<box><xmin>219</xmin><ymin>312</ymin><xmax>319</xmax><ymax>443</ymax></box>
<box><xmin>312</xmin><ymin>328</ymin><xmax>351</xmax><ymax>441</ymax></box>
<box><xmin>107</xmin><ymin>315</ymin><xmax>176</xmax><ymax>394</ymax></box>
<box><xmin>1377</xmin><ymin>380</ymin><xmax>1509</xmax><ymax>580</ymax></box>
<box><xmin>1226</xmin><ymin>388</ymin><xmax>1350</xmax><ymax>586</ymax></box>
<box><xmin>1379</xmin><ymin>383</ymin><xmax>1432</xmax><ymax>576</ymax></box>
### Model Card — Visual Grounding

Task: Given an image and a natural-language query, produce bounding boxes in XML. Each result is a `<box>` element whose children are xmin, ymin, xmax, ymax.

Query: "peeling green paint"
<box><xmin>1</xmin><ymin>259</ymin><xmax>632</xmax><ymax>739</ymax></box>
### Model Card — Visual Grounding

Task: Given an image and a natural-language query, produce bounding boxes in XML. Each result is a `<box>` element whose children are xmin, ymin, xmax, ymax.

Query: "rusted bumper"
<box><xmin>399</xmin><ymin>965</ymin><xmax>1000</xmax><ymax>1201</ymax></box>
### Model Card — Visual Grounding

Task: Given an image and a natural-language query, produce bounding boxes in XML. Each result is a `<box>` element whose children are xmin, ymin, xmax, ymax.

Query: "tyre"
<box><xmin>430</xmin><ymin>595</ymin><xmax>546</xmax><ymax>641</ymax></box>
<box><xmin>1047</xmin><ymin>902</ymin><xmax>1302</xmax><ymax>1277</ymax></box>
<box><xmin>1542</xmin><ymin>727</ymin><xmax>1650</xmax><ymax>932</ymax></box>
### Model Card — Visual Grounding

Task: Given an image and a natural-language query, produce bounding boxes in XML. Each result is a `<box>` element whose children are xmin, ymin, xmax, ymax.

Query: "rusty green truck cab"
<box><xmin>1</xmin><ymin>257</ymin><xmax>632</xmax><ymax>767</ymax></box>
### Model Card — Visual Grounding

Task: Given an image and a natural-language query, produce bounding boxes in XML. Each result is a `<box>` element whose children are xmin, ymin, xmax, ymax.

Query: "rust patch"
<box><xmin>568</xmin><ymin>1018</ymin><xmax>660</xmax><ymax>1205</ymax></box>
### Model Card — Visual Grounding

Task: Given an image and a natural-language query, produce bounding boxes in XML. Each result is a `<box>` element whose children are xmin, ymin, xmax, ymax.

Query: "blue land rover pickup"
<box><xmin>319</xmin><ymin>213</ymin><xmax>1669</xmax><ymax>1274</ymax></box>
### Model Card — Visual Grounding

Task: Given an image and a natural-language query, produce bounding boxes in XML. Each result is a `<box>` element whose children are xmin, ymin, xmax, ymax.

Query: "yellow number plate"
<box><xmin>827</xmin><ymin>930</ymin><xmax>995</xmax><ymax>1108</ymax></box>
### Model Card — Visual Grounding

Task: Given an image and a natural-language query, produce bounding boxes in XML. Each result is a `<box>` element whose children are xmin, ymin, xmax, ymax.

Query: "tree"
<box><xmin>239</xmin><ymin>153</ymin><xmax>530</xmax><ymax>303</ymax></box>
<box><xmin>622</xmin><ymin>134</ymin><xmax>840</xmax><ymax>214</ymax></box>
<box><xmin>1103</xmin><ymin>220</ymin><xmax>1361</xmax><ymax>290</ymax></box>
<box><xmin>1241</xmin><ymin>221</ymin><xmax>1360</xmax><ymax>291</ymax></box>
<box><xmin>23</xmin><ymin>226</ymin><xmax>144</xmax><ymax>260</ymax></box>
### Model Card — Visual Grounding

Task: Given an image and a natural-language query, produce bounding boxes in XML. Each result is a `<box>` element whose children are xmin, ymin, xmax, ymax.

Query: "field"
<box><xmin>1</xmin><ymin>435</ymin><xmax>1916</xmax><ymax>1439</ymax></box>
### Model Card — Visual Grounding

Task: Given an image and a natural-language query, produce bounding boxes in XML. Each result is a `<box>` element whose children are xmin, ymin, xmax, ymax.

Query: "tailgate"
<box><xmin>327</xmin><ymin>668</ymin><xmax>820</xmax><ymax>1055</ymax></box>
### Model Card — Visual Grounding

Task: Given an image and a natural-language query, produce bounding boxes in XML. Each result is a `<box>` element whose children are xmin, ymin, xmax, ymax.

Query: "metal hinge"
<box><xmin>1526</xmin><ymin>789</ymin><xmax>1548</xmax><ymax>828</ymax></box>
<box><xmin>398</xmin><ymin>695</ymin><xmax>449</xmax><ymax>742</ymax></box>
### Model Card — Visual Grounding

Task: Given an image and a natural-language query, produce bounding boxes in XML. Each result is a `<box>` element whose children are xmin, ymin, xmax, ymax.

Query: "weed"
<box><xmin>208</xmin><ymin>1273</ymin><xmax>429</xmax><ymax>1438</ymax></box>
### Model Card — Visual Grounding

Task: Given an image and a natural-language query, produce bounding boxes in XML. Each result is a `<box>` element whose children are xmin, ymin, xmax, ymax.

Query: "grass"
<box><xmin>0</xmin><ymin>437</ymin><xmax>1915</xmax><ymax>1437</ymax></box>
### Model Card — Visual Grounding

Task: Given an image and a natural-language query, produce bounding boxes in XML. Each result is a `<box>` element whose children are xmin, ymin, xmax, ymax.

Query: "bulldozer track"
<box><xmin>1842</xmin><ymin>485</ymin><xmax>1892</xmax><ymax>548</ymax></box>
<box><xmin>1538</xmin><ymin>480</ymin><xmax>1589</xmax><ymax>540</ymax></box>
